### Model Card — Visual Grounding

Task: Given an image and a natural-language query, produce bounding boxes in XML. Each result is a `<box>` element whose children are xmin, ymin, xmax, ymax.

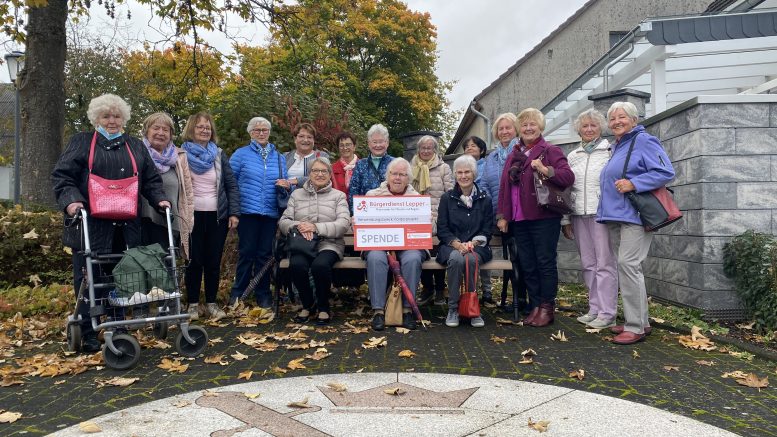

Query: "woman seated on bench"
<box><xmin>278</xmin><ymin>157</ymin><xmax>350</xmax><ymax>325</ymax></box>
<box><xmin>436</xmin><ymin>155</ymin><xmax>493</xmax><ymax>328</ymax></box>
<box><xmin>364</xmin><ymin>158</ymin><xmax>426</xmax><ymax>332</ymax></box>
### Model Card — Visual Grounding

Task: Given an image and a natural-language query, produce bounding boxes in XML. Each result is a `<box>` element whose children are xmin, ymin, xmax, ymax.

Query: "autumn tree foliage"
<box><xmin>2</xmin><ymin>0</ymin><xmax>449</xmax><ymax>205</ymax></box>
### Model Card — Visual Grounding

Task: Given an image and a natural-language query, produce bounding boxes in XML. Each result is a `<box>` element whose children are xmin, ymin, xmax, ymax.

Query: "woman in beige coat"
<box><xmin>279</xmin><ymin>157</ymin><xmax>350</xmax><ymax>325</ymax></box>
<box><xmin>140</xmin><ymin>112</ymin><xmax>194</xmax><ymax>259</ymax></box>
<box><xmin>411</xmin><ymin>135</ymin><xmax>453</xmax><ymax>306</ymax></box>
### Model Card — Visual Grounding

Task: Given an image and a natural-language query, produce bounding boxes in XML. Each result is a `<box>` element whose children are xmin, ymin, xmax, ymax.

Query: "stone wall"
<box><xmin>557</xmin><ymin>95</ymin><xmax>777</xmax><ymax>318</ymax></box>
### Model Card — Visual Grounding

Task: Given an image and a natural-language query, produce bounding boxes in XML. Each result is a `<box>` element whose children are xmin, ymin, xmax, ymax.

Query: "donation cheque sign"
<box><xmin>352</xmin><ymin>195</ymin><xmax>433</xmax><ymax>251</ymax></box>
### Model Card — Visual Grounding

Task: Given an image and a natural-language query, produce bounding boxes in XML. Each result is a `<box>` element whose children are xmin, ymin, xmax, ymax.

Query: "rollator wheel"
<box><xmin>66</xmin><ymin>323</ymin><xmax>81</xmax><ymax>353</ymax></box>
<box><xmin>103</xmin><ymin>333</ymin><xmax>141</xmax><ymax>370</ymax></box>
<box><xmin>174</xmin><ymin>325</ymin><xmax>208</xmax><ymax>358</ymax></box>
<box><xmin>153</xmin><ymin>321</ymin><xmax>169</xmax><ymax>340</ymax></box>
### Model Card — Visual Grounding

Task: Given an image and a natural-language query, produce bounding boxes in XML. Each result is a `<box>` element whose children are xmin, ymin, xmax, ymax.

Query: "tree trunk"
<box><xmin>19</xmin><ymin>0</ymin><xmax>67</xmax><ymax>208</ymax></box>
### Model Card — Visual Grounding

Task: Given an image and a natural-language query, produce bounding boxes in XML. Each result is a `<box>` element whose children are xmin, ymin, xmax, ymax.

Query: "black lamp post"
<box><xmin>4</xmin><ymin>50</ymin><xmax>24</xmax><ymax>204</ymax></box>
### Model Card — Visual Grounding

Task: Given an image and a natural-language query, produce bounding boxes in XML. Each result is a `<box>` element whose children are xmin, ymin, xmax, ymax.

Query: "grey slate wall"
<box><xmin>557</xmin><ymin>95</ymin><xmax>777</xmax><ymax>318</ymax></box>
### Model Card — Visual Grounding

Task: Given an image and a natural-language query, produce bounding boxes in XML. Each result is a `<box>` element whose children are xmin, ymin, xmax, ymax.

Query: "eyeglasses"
<box><xmin>310</xmin><ymin>169</ymin><xmax>329</xmax><ymax>175</ymax></box>
<box><xmin>195</xmin><ymin>125</ymin><xmax>212</xmax><ymax>131</ymax></box>
<box><xmin>389</xmin><ymin>171</ymin><xmax>408</xmax><ymax>178</ymax></box>
<box><xmin>419</xmin><ymin>147</ymin><xmax>436</xmax><ymax>152</ymax></box>
<box><xmin>251</xmin><ymin>128</ymin><xmax>270</xmax><ymax>133</ymax></box>
<box><xmin>369</xmin><ymin>139</ymin><xmax>387</xmax><ymax>145</ymax></box>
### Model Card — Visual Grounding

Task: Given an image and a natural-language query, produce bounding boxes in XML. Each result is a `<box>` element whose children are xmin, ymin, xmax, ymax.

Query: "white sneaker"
<box><xmin>206</xmin><ymin>303</ymin><xmax>226</xmax><ymax>322</ymax></box>
<box><xmin>586</xmin><ymin>317</ymin><xmax>615</xmax><ymax>329</ymax></box>
<box><xmin>470</xmin><ymin>316</ymin><xmax>485</xmax><ymax>328</ymax></box>
<box><xmin>576</xmin><ymin>313</ymin><xmax>597</xmax><ymax>324</ymax></box>
<box><xmin>187</xmin><ymin>303</ymin><xmax>200</xmax><ymax>321</ymax></box>
<box><xmin>445</xmin><ymin>309</ymin><xmax>459</xmax><ymax>327</ymax></box>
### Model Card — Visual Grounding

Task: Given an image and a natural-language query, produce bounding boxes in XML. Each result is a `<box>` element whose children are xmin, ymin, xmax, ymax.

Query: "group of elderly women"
<box><xmin>53</xmin><ymin>92</ymin><xmax>673</xmax><ymax>351</ymax></box>
<box><xmin>450</xmin><ymin>102</ymin><xmax>673</xmax><ymax>346</ymax></box>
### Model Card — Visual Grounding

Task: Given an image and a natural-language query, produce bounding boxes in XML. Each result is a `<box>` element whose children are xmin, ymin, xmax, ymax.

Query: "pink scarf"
<box><xmin>341</xmin><ymin>154</ymin><xmax>359</xmax><ymax>189</ymax></box>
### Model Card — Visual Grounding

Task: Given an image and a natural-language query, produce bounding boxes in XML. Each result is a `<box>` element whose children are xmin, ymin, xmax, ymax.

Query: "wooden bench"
<box><xmin>279</xmin><ymin>235</ymin><xmax>514</xmax><ymax>272</ymax></box>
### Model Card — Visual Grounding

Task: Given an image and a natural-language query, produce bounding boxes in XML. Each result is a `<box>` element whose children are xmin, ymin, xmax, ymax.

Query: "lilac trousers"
<box><xmin>571</xmin><ymin>216</ymin><xmax>618</xmax><ymax>318</ymax></box>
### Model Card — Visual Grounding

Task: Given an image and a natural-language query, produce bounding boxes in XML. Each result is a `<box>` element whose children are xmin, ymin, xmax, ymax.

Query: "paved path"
<box><xmin>51</xmin><ymin>373</ymin><xmax>738</xmax><ymax>436</ymax></box>
<box><xmin>1</xmin><ymin>303</ymin><xmax>775</xmax><ymax>436</ymax></box>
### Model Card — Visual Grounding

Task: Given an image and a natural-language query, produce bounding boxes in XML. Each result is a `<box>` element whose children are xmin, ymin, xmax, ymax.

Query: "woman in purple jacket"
<box><xmin>496</xmin><ymin>108</ymin><xmax>574</xmax><ymax>327</ymax></box>
<box><xmin>597</xmin><ymin>101</ymin><xmax>675</xmax><ymax>345</ymax></box>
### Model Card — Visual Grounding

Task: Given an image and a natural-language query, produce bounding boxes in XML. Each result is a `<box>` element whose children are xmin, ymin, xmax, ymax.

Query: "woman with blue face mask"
<box><xmin>52</xmin><ymin>93</ymin><xmax>170</xmax><ymax>354</ymax></box>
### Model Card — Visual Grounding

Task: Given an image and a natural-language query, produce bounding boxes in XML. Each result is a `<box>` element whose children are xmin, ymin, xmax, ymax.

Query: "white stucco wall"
<box><xmin>456</xmin><ymin>0</ymin><xmax>711</xmax><ymax>150</ymax></box>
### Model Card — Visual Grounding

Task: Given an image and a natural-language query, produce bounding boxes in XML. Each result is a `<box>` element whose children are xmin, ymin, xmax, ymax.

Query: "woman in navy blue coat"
<box><xmin>436</xmin><ymin>155</ymin><xmax>494</xmax><ymax>329</ymax></box>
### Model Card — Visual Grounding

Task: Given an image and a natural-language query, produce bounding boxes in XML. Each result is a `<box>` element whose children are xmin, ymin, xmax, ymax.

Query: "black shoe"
<box><xmin>416</xmin><ymin>289</ymin><xmax>435</xmax><ymax>306</ymax></box>
<box><xmin>402</xmin><ymin>312</ymin><xmax>417</xmax><ymax>330</ymax></box>
<box><xmin>371</xmin><ymin>313</ymin><xmax>385</xmax><ymax>331</ymax></box>
<box><xmin>82</xmin><ymin>333</ymin><xmax>101</xmax><ymax>353</ymax></box>
<box><xmin>481</xmin><ymin>291</ymin><xmax>494</xmax><ymax>304</ymax></box>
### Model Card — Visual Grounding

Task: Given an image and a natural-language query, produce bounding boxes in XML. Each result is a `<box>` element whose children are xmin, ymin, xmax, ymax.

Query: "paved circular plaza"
<box><xmin>51</xmin><ymin>372</ymin><xmax>736</xmax><ymax>436</ymax></box>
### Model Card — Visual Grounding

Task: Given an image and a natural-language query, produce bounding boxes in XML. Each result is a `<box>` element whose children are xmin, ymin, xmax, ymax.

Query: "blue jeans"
<box><xmin>511</xmin><ymin>217</ymin><xmax>561</xmax><ymax>308</ymax></box>
<box><xmin>230</xmin><ymin>214</ymin><xmax>277</xmax><ymax>307</ymax></box>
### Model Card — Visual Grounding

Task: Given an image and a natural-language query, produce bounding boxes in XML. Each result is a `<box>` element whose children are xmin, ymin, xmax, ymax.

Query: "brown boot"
<box><xmin>523</xmin><ymin>306</ymin><xmax>540</xmax><ymax>326</ymax></box>
<box><xmin>531</xmin><ymin>302</ymin><xmax>555</xmax><ymax>327</ymax></box>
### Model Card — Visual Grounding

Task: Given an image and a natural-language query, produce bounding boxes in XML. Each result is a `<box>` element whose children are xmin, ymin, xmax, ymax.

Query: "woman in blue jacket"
<box><xmin>229</xmin><ymin>117</ymin><xmax>289</xmax><ymax>309</ymax></box>
<box><xmin>597</xmin><ymin>101</ymin><xmax>675</xmax><ymax>345</ymax></box>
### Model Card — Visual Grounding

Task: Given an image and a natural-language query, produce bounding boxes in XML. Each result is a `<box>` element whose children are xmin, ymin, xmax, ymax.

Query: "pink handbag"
<box><xmin>87</xmin><ymin>132</ymin><xmax>139</xmax><ymax>220</ymax></box>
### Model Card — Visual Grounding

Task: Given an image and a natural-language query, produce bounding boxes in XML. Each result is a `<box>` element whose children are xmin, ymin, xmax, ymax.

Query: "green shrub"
<box><xmin>723</xmin><ymin>230</ymin><xmax>777</xmax><ymax>331</ymax></box>
<box><xmin>0</xmin><ymin>205</ymin><xmax>72</xmax><ymax>288</ymax></box>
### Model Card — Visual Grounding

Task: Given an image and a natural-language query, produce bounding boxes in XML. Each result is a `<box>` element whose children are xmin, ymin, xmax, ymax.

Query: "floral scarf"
<box><xmin>340</xmin><ymin>154</ymin><xmax>359</xmax><ymax>189</ymax></box>
<box><xmin>143</xmin><ymin>137</ymin><xmax>177</xmax><ymax>173</ymax></box>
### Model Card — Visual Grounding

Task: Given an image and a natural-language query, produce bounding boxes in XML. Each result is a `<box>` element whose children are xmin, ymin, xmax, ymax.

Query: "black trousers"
<box><xmin>140</xmin><ymin>217</ymin><xmax>177</xmax><ymax>251</ymax></box>
<box><xmin>184</xmin><ymin>211</ymin><xmax>228</xmax><ymax>304</ymax></box>
<box><xmin>289</xmin><ymin>250</ymin><xmax>339</xmax><ymax>313</ymax></box>
<box><xmin>512</xmin><ymin>217</ymin><xmax>561</xmax><ymax>308</ymax></box>
<box><xmin>73</xmin><ymin>225</ymin><xmax>129</xmax><ymax>336</ymax></box>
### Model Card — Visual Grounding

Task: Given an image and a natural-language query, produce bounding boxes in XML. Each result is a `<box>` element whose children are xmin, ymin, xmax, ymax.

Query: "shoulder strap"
<box><xmin>620</xmin><ymin>134</ymin><xmax>640</xmax><ymax>179</ymax></box>
<box><xmin>277</xmin><ymin>151</ymin><xmax>283</xmax><ymax>178</ymax></box>
<box><xmin>88</xmin><ymin>132</ymin><xmax>137</xmax><ymax>175</ymax></box>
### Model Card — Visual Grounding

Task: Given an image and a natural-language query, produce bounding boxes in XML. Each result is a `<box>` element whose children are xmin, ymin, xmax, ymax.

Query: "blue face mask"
<box><xmin>97</xmin><ymin>125</ymin><xmax>123</xmax><ymax>140</ymax></box>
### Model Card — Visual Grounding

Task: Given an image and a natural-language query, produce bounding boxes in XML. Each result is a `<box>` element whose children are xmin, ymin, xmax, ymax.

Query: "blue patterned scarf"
<box><xmin>143</xmin><ymin>138</ymin><xmax>177</xmax><ymax>173</ymax></box>
<box><xmin>497</xmin><ymin>138</ymin><xmax>517</xmax><ymax>168</ymax></box>
<box><xmin>183</xmin><ymin>141</ymin><xmax>218</xmax><ymax>175</ymax></box>
<box><xmin>251</xmin><ymin>140</ymin><xmax>271</xmax><ymax>161</ymax></box>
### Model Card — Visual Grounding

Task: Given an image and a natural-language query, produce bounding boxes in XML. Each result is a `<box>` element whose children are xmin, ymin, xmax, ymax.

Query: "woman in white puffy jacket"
<box><xmin>561</xmin><ymin>109</ymin><xmax>618</xmax><ymax>329</ymax></box>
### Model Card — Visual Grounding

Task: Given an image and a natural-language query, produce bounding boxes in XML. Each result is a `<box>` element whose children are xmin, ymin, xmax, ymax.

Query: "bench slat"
<box><xmin>279</xmin><ymin>257</ymin><xmax>512</xmax><ymax>271</ymax></box>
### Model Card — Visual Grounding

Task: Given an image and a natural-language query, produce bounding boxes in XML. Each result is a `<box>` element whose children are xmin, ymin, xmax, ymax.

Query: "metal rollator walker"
<box><xmin>65</xmin><ymin>207</ymin><xmax>208</xmax><ymax>370</ymax></box>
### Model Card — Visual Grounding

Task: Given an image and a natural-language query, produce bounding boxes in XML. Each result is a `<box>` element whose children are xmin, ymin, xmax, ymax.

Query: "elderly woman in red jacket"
<box><xmin>496</xmin><ymin>108</ymin><xmax>574</xmax><ymax>327</ymax></box>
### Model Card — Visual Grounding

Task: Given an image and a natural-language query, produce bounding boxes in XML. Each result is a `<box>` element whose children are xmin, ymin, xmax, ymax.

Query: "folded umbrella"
<box><xmin>385</xmin><ymin>251</ymin><xmax>427</xmax><ymax>330</ymax></box>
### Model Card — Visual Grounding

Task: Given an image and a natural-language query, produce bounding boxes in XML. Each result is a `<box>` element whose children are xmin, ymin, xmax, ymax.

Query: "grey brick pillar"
<box><xmin>397</xmin><ymin>130</ymin><xmax>442</xmax><ymax>161</ymax></box>
<box><xmin>588</xmin><ymin>88</ymin><xmax>652</xmax><ymax>122</ymax></box>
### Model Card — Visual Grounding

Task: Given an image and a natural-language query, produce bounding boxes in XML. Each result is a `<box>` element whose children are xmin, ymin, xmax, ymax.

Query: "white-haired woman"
<box><xmin>436</xmin><ymin>155</ymin><xmax>494</xmax><ymax>328</ymax></box>
<box><xmin>597</xmin><ymin>101</ymin><xmax>675</xmax><ymax>345</ymax></box>
<box><xmin>412</xmin><ymin>135</ymin><xmax>453</xmax><ymax>307</ymax></box>
<box><xmin>52</xmin><ymin>93</ymin><xmax>170</xmax><ymax>353</ymax></box>
<box><xmin>561</xmin><ymin>109</ymin><xmax>618</xmax><ymax>330</ymax></box>
<box><xmin>139</xmin><ymin>112</ymin><xmax>194</xmax><ymax>260</ymax></box>
<box><xmin>348</xmin><ymin>123</ymin><xmax>394</xmax><ymax>212</ymax></box>
<box><xmin>229</xmin><ymin>116</ymin><xmax>288</xmax><ymax>310</ymax></box>
<box><xmin>278</xmin><ymin>157</ymin><xmax>350</xmax><ymax>325</ymax></box>
<box><xmin>364</xmin><ymin>158</ymin><xmax>425</xmax><ymax>331</ymax></box>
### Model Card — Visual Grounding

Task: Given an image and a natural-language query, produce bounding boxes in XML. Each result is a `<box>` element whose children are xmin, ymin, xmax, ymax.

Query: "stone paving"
<box><xmin>1</xmin><ymin>302</ymin><xmax>776</xmax><ymax>436</ymax></box>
